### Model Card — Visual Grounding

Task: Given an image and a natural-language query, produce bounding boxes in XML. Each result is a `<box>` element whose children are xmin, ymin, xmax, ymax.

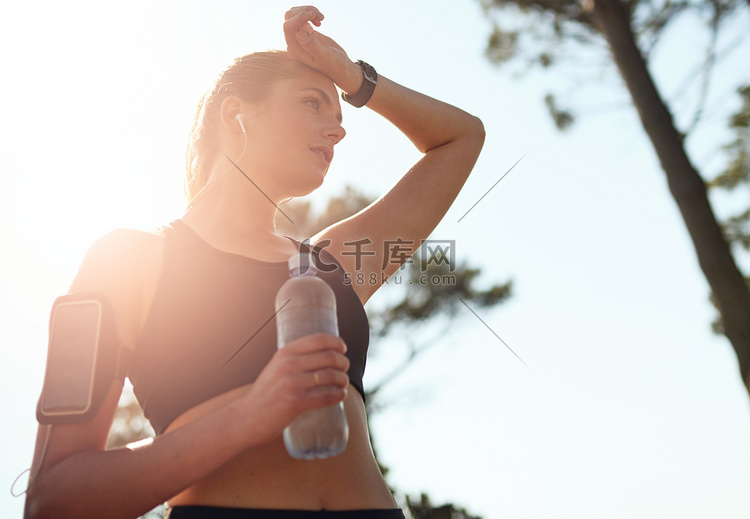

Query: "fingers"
<box><xmin>309</xmin><ymin>368</ymin><xmax>349</xmax><ymax>390</ymax></box>
<box><xmin>283</xmin><ymin>6</ymin><xmax>324</xmax><ymax>58</ymax></box>
<box><xmin>281</xmin><ymin>337</ymin><xmax>349</xmax><ymax>379</ymax></box>
<box><xmin>302</xmin><ymin>385</ymin><xmax>348</xmax><ymax>410</ymax></box>
<box><xmin>283</xmin><ymin>7</ymin><xmax>322</xmax><ymax>41</ymax></box>
<box><xmin>305</xmin><ymin>348</ymin><xmax>350</xmax><ymax>374</ymax></box>
<box><xmin>282</xmin><ymin>5</ymin><xmax>350</xmax><ymax>82</ymax></box>
<box><xmin>275</xmin><ymin>334</ymin><xmax>349</xmax><ymax>388</ymax></box>
<box><xmin>284</xmin><ymin>6</ymin><xmax>324</xmax><ymax>26</ymax></box>
<box><xmin>284</xmin><ymin>333</ymin><xmax>346</xmax><ymax>354</ymax></box>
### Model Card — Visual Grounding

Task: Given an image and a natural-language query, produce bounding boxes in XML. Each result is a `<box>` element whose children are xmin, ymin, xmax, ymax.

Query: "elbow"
<box><xmin>460</xmin><ymin>115</ymin><xmax>485</xmax><ymax>158</ymax></box>
<box><xmin>24</xmin><ymin>492</ymin><xmax>45</xmax><ymax>519</ymax></box>
<box><xmin>24</xmin><ymin>480</ymin><xmax>72</xmax><ymax>519</ymax></box>
<box><xmin>422</xmin><ymin>114</ymin><xmax>485</xmax><ymax>155</ymax></box>
<box><xmin>469</xmin><ymin>115</ymin><xmax>486</xmax><ymax>148</ymax></box>
<box><xmin>24</xmin><ymin>482</ymin><xmax>58</xmax><ymax>519</ymax></box>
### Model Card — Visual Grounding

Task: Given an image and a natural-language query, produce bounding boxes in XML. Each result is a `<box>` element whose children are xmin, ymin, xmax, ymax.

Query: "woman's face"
<box><xmin>241</xmin><ymin>67</ymin><xmax>346</xmax><ymax>200</ymax></box>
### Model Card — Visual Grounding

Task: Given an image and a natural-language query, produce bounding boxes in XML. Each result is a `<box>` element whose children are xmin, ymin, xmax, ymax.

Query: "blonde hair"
<box><xmin>184</xmin><ymin>51</ymin><xmax>311</xmax><ymax>200</ymax></box>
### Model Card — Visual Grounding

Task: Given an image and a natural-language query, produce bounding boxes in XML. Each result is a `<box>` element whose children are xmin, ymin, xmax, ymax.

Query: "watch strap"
<box><xmin>341</xmin><ymin>60</ymin><xmax>377</xmax><ymax>108</ymax></box>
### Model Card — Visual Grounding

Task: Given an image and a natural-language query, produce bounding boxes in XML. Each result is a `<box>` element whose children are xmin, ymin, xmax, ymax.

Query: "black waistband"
<box><xmin>167</xmin><ymin>505</ymin><xmax>405</xmax><ymax>519</ymax></box>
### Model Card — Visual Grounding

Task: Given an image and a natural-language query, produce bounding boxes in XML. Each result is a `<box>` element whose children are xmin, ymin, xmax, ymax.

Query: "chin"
<box><xmin>303</xmin><ymin>170</ymin><xmax>328</xmax><ymax>192</ymax></box>
<box><xmin>279</xmin><ymin>165</ymin><xmax>328</xmax><ymax>198</ymax></box>
<box><xmin>287</xmin><ymin>179</ymin><xmax>324</xmax><ymax>199</ymax></box>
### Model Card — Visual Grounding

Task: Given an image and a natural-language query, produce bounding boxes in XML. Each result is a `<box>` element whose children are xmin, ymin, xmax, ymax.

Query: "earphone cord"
<box><xmin>185</xmin><ymin>130</ymin><xmax>248</xmax><ymax>211</ymax></box>
<box><xmin>10</xmin><ymin>424</ymin><xmax>51</xmax><ymax>497</ymax></box>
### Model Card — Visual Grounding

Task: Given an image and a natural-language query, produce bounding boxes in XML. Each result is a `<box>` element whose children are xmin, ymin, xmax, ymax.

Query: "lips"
<box><xmin>310</xmin><ymin>146</ymin><xmax>333</xmax><ymax>164</ymax></box>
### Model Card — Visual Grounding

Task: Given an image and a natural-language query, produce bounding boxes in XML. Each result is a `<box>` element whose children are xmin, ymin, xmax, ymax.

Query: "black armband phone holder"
<box><xmin>36</xmin><ymin>292</ymin><xmax>126</xmax><ymax>425</ymax></box>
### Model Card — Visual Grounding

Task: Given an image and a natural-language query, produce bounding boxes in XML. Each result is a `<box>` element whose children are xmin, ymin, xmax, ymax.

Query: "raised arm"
<box><xmin>25</xmin><ymin>230</ymin><xmax>349</xmax><ymax>519</ymax></box>
<box><xmin>284</xmin><ymin>7</ymin><xmax>485</xmax><ymax>304</ymax></box>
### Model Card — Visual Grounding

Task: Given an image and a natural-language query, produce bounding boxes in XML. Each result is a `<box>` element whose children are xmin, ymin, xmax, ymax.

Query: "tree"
<box><xmin>479</xmin><ymin>0</ymin><xmax>750</xmax><ymax>391</ymax></box>
<box><xmin>108</xmin><ymin>185</ymin><xmax>508</xmax><ymax>518</ymax></box>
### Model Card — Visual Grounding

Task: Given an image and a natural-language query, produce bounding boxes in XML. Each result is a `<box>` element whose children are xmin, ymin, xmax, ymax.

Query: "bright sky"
<box><xmin>2</xmin><ymin>1</ymin><xmax>750</xmax><ymax>518</ymax></box>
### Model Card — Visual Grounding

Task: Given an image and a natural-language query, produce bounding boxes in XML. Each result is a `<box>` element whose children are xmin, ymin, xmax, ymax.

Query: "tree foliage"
<box><xmin>274</xmin><ymin>185</ymin><xmax>374</xmax><ymax>240</ymax></box>
<box><xmin>480</xmin><ymin>0</ymin><xmax>745</xmax><ymax>81</ymax></box>
<box><xmin>710</xmin><ymin>85</ymin><xmax>750</xmax><ymax>249</ymax></box>
<box><xmin>407</xmin><ymin>493</ymin><xmax>484</xmax><ymax>519</ymax></box>
<box><xmin>479</xmin><ymin>0</ymin><xmax>750</xmax><ymax>391</ymax></box>
<box><xmin>106</xmin><ymin>389</ymin><xmax>154</xmax><ymax>451</ymax></box>
<box><xmin>482</xmin><ymin>0</ymin><xmax>747</xmax><ymax>129</ymax></box>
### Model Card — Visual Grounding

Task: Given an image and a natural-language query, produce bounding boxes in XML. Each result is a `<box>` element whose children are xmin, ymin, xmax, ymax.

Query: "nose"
<box><xmin>326</xmin><ymin>121</ymin><xmax>346</xmax><ymax>145</ymax></box>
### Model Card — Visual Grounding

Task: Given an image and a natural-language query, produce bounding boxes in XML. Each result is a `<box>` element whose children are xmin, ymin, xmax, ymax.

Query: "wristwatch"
<box><xmin>341</xmin><ymin>60</ymin><xmax>377</xmax><ymax>108</ymax></box>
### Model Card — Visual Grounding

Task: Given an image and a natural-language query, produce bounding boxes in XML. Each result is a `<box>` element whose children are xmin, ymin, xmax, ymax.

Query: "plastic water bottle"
<box><xmin>275</xmin><ymin>250</ymin><xmax>349</xmax><ymax>459</ymax></box>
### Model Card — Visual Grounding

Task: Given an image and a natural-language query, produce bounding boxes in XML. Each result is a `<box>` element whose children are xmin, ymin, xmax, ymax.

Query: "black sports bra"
<box><xmin>128</xmin><ymin>219</ymin><xmax>369</xmax><ymax>435</ymax></box>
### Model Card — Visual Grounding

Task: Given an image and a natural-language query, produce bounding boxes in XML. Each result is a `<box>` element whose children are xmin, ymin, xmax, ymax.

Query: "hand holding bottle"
<box><xmin>238</xmin><ymin>332</ymin><xmax>349</xmax><ymax>449</ymax></box>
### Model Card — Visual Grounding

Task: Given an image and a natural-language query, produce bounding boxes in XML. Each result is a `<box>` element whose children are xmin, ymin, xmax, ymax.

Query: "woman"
<box><xmin>25</xmin><ymin>6</ymin><xmax>484</xmax><ymax>519</ymax></box>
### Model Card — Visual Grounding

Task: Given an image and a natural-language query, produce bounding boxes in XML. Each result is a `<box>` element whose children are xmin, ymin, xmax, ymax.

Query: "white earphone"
<box><xmin>186</xmin><ymin>114</ymin><xmax>249</xmax><ymax>210</ymax></box>
<box><xmin>235</xmin><ymin>113</ymin><xmax>247</xmax><ymax>134</ymax></box>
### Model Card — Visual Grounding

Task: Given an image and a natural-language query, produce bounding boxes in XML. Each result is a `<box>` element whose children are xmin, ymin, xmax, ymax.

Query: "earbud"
<box><xmin>235</xmin><ymin>113</ymin><xmax>247</xmax><ymax>134</ymax></box>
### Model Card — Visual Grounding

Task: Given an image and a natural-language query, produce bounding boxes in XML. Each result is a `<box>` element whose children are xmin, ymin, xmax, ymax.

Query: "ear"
<box><xmin>219</xmin><ymin>95</ymin><xmax>248</xmax><ymax>135</ymax></box>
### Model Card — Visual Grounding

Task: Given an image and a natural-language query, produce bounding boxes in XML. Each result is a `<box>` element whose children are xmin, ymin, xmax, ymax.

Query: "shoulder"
<box><xmin>71</xmin><ymin>228</ymin><xmax>164</xmax><ymax>314</ymax></box>
<box><xmin>68</xmin><ymin>227</ymin><xmax>166</xmax><ymax>350</ymax></box>
<box><xmin>71</xmin><ymin>228</ymin><xmax>163</xmax><ymax>289</ymax></box>
<box><xmin>87</xmin><ymin>227</ymin><xmax>163</xmax><ymax>257</ymax></box>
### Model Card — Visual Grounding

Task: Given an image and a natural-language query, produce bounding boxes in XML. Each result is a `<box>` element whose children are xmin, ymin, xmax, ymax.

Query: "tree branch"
<box><xmin>590</xmin><ymin>0</ymin><xmax>750</xmax><ymax>389</ymax></box>
<box><xmin>684</xmin><ymin>5</ymin><xmax>720</xmax><ymax>135</ymax></box>
<box><xmin>366</xmin><ymin>321</ymin><xmax>454</xmax><ymax>407</ymax></box>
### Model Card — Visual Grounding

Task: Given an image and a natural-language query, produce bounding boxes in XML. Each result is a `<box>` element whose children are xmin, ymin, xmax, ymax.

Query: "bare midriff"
<box><xmin>165</xmin><ymin>383</ymin><xmax>396</xmax><ymax>510</ymax></box>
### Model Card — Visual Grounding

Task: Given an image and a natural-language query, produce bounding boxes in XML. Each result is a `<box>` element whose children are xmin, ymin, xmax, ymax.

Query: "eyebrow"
<box><xmin>300</xmin><ymin>87</ymin><xmax>343</xmax><ymax>124</ymax></box>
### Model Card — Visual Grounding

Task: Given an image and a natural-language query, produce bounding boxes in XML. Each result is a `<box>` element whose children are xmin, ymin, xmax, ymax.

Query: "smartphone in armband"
<box><xmin>36</xmin><ymin>292</ymin><xmax>123</xmax><ymax>425</ymax></box>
